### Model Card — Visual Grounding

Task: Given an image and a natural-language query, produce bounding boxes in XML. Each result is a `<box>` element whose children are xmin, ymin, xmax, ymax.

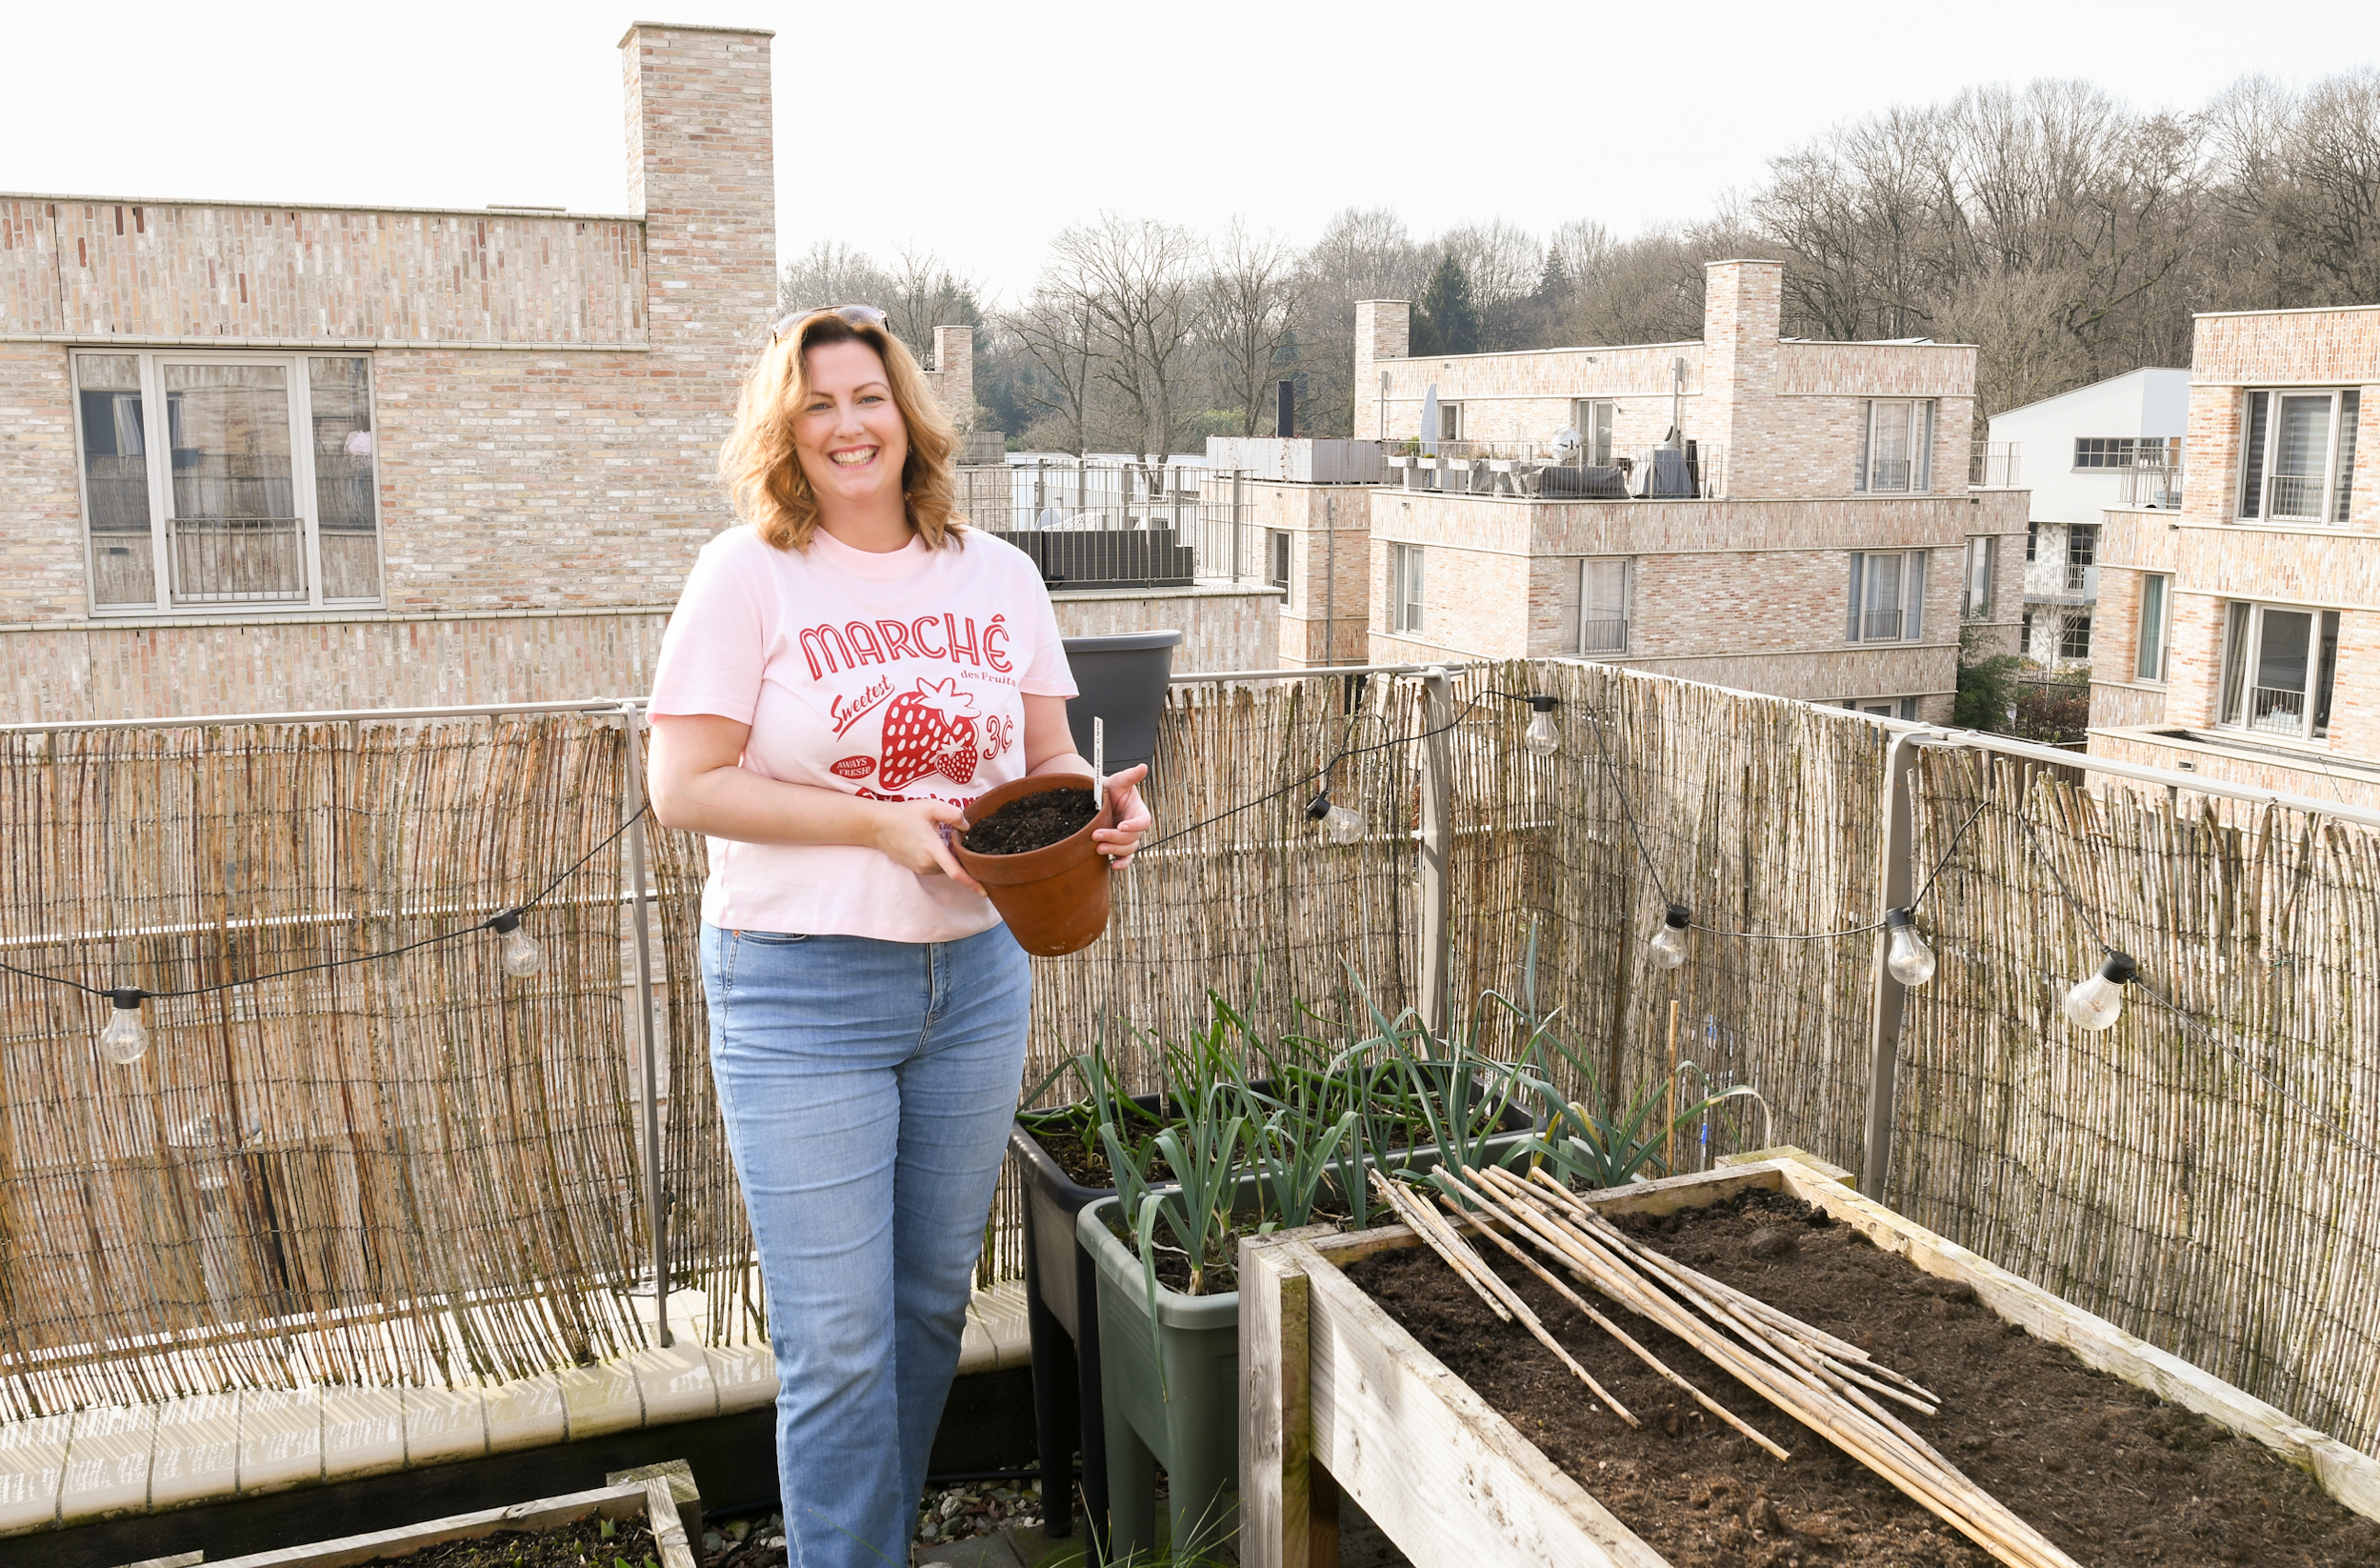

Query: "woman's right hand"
<box><xmin>873</xmin><ymin>797</ymin><xmax>986</xmax><ymax>895</ymax></box>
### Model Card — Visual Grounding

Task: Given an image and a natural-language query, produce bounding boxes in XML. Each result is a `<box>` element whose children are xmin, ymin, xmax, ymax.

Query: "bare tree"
<box><xmin>1046</xmin><ymin>213</ymin><xmax>1201</xmax><ymax>468</ymax></box>
<box><xmin>778</xmin><ymin>240</ymin><xmax>892</xmax><ymax>318</ymax></box>
<box><xmin>1434</xmin><ymin>219</ymin><xmax>1542</xmax><ymax>348</ymax></box>
<box><xmin>1006</xmin><ymin>282</ymin><xmax>1098</xmax><ymax>456</ymax></box>
<box><xmin>880</xmin><ymin>248</ymin><xmax>984</xmax><ymax>367</ymax></box>
<box><xmin>1290</xmin><ymin>207</ymin><xmax>1426</xmax><ymax>435</ymax></box>
<box><xmin>1199</xmin><ymin>220</ymin><xmax>1303</xmax><ymax>436</ymax></box>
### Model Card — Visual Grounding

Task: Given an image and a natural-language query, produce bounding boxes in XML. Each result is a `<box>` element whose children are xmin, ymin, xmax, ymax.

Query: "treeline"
<box><xmin>782</xmin><ymin>71</ymin><xmax>2380</xmax><ymax>456</ymax></box>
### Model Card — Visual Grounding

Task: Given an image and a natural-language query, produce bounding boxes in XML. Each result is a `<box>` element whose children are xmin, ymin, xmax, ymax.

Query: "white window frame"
<box><xmin>1846</xmin><ymin>551</ymin><xmax>1927</xmax><ymax>644</ymax></box>
<box><xmin>1853</xmin><ymin>399</ymin><xmax>1936</xmax><ymax>493</ymax></box>
<box><xmin>1269</xmin><ymin>529</ymin><xmax>1291</xmax><ymax>593</ymax></box>
<box><xmin>2134</xmin><ymin>573</ymin><xmax>2171</xmax><ymax>683</ymax></box>
<box><xmin>1390</xmin><ymin>543</ymin><xmax>1425</xmax><ymax>634</ymax></box>
<box><xmin>1437</xmin><ymin>402</ymin><xmax>1462</xmax><ymax>443</ymax></box>
<box><xmin>1571</xmin><ymin>399</ymin><xmax>1615</xmax><ymax>466</ymax></box>
<box><xmin>2217</xmin><ymin>599</ymin><xmax>2342</xmax><ymax>741</ymax></box>
<box><xmin>2235</xmin><ymin>388</ymin><xmax>2360</xmax><ymax>526</ymax></box>
<box><xmin>1575</xmin><ymin>556</ymin><xmax>1630</xmax><ymax>656</ymax></box>
<box><xmin>2064</xmin><ymin>523</ymin><xmax>2098</xmax><ymax>593</ymax></box>
<box><xmin>70</xmin><ymin>349</ymin><xmax>385</xmax><ymax>615</ymax></box>
<box><xmin>1960</xmin><ymin>535</ymin><xmax>1996</xmax><ymax>619</ymax></box>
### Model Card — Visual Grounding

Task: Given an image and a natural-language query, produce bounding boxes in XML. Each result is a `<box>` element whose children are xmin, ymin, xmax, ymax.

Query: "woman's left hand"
<box><xmin>1093</xmin><ymin>765</ymin><xmax>1152</xmax><ymax>869</ymax></box>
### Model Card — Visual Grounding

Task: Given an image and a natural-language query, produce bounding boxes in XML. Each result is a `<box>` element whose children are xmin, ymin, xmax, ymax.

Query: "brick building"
<box><xmin>2089</xmin><ymin>303</ymin><xmax>2377</xmax><ymax>810</ymax></box>
<box><xmin>1322</xmin><ymin>261</ymin><xmax>2025</xmax><ymax>717</ymax></box>
<box><xmin>0</xmin><ymin>23</ymin><xmax>784</xmax><ymax>722</ymax></box>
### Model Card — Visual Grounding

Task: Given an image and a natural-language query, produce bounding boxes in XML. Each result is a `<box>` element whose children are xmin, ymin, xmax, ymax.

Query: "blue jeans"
<box><xmin>701</xmin><ymin>921</ymin><xmax>1031</xmax><ymax>1568</ymax></box>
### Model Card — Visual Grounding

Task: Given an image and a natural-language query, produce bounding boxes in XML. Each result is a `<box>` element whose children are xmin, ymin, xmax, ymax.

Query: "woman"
<box><xmin>646</xmin><ymin>305</ymin><xmax>1149</xmax><ymax>1567</ymax></box>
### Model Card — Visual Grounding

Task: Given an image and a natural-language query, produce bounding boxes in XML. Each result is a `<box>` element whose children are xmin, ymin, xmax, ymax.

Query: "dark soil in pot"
<box><xmin>962</xmin><ymin>788</ymin><xmax>1097</xmax><ymax>854</ymax></box>
<box><xmin>1349</xmin><ymin>1188</ymin><xmax>2380</xmax><ymax>1567</ymax></box>
<box><xmin>374</xmin><ymin>1519</ymin><xmax>660</xmax><ymax>1565</ymax></box>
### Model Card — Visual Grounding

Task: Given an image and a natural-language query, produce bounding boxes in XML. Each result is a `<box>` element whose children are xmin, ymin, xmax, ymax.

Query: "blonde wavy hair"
<box><xmin>718</xmin><ymin>311</ymin><xmax>963</xmax><ymax>552</ymax></box>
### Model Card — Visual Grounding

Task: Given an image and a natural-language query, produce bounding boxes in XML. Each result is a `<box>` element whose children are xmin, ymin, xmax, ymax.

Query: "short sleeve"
<box><xmin>1014</xmin><ymin>560</ymin><xmax>1078</xmax><ymax>699</ymax></box>
<box><xmin>649</xmin><ymin>533</ymin><xmax>770</xmax><ymax>722</ymax></box>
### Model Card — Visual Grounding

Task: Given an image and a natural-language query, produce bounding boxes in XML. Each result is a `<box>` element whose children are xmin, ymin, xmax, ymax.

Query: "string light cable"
<box><xmin>1575</xmin><ymin>699</ymin><xmax>1990</xmax><ymax>955</ymax></box>
<box><xmin>3</xmin><ymin>804</ymin><xmax>652</xmax><ymax>1064</ymax></box>
<box><xmin>2007</xmin><ymin>801</ymin><xmax>2377</xmax><ymax>1163</ymax></box>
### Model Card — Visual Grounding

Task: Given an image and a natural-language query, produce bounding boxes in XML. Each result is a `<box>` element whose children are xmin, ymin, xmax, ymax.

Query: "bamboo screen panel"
<box><xmin>1890</xmin><ymin>751</ymin><xmax>2380</xmax><ymax>1452</ymax></box>
<box><xmin>0</xmin><ymin>716</ymin><xmax>647</xmax><ymax>1420</ymax></box>
<box><xmin>1512</xmin><ymin>661</ymin><xmax>1890</xmax><ymax>1176</ymax></box>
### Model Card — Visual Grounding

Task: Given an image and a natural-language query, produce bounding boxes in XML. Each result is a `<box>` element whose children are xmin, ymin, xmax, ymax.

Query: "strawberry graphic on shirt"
<box><xmin>878</xmin><ymin>677</ymin><xmax>980</xmax><ymax>790</ymax></box>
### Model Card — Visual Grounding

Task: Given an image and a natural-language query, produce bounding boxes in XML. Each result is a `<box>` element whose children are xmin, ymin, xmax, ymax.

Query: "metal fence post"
<box><xmin>1860</xmin><ymin>729</ymin><xmax>1924</xmax><ymax>1201</ymax></box>
<box><xmin>620</xmin><ymin>703</ymin><xmax>671</xmax><ymax>1346</ymax></box>
<box><xmin>1230</xmin><ymin>471</ymin><xmax>1245</xmax><ymax>582</ymax></box>
<box><xmin>1419</xmin><ymin>666</ymin><xmax>1455</xmax><ymax>1037</ymax></box>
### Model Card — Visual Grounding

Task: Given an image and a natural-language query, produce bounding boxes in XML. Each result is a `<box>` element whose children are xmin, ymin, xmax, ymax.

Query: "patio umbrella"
<box><xmin>1420</xmin><ymin>383</ymin><xmax>1440</xmax><ymax>456</ymax></box>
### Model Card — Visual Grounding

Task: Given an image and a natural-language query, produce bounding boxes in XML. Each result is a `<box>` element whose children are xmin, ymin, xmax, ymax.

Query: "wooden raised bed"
<box><xmin>1237</xmin><ymin>1152</ymin><xmax>2380</xmax><ymax>1568</ymax></box>
<box><xmin>204</xmin><ymin>1473</ymin><xmax>699</xmax><ymax>1568</ymax></box>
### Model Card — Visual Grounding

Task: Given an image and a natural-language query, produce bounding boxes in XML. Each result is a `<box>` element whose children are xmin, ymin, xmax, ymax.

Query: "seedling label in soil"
<box><xmin>1350</xmin><ymin>1189</ymin><xmax>2380</xmax><ymax>1566</ymax></box>
<box><xmin>964</xmin><ymin>789</ymin><xmax>1096</xmax><ymax>854</ymax></box>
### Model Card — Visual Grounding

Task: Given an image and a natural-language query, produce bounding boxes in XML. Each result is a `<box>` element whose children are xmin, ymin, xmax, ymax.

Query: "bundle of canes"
<box><xmin>1431</xmin><ymin>1165</ymin><xmax>2081</xmax><ymax>1568</ymax></box>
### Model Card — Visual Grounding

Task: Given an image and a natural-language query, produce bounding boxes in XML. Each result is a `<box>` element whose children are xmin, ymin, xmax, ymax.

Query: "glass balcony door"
<box><xmin>2219</xmin><ymin>601</ymin><xmax>2342</xmax><ymax>740</ymax></box>
<box><xmin>161</xmin><ymin>360</ymin><xmax>310</xmax><ymax>604</ymax></box>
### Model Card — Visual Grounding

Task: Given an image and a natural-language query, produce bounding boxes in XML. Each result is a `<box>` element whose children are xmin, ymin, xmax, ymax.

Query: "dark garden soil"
<box><xmin>377</xmin><ymin>1518</ymin><xmax>660</xmax><ymax>1566</ymax></box>
<box><xmin>1347</xmin><ymin>1187</ymin><xmax>2380</xmax><ymax>1567</ymax></box>
<box><xmin>963</xmin><ymin>789</ymin><xmax>1097</xmax><ymax>854</ymax></box>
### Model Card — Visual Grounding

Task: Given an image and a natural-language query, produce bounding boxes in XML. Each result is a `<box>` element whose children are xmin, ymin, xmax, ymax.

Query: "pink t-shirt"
<box><xmin>647</xmin><ymin>523</ymin><xmax>1078</xmax><ymax>942</ymax></box>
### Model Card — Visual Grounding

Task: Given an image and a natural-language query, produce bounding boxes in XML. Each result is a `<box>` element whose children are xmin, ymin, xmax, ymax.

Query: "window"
<box><xmin>1961</xmin><ymin>535</ymin><xmax>1996</xmax><ymax>619</ymax></box>
<box><xmin>1574</xmin><ymin>557</ymin><xmax>1629</xmax><ymax>654</ymax></box>
<box><xmin>2134</xmin><ymin>574</ymin><xmax>2171</xmax><ymax>682</ymax></box>
<box><xmin>1269</xmin><ymin>530</ymin><xmax>1290</xmax><ymax>593</ymax></box>
<box><xmin>1571</xmin><ymin>399</ymin><xmax>1615</xmax><ymax>466</ymax></box>
<box><xmin>1846</xmin><ymin>552</ymin><xmax>1927</xmax><ymax>643</ymax></box>
<box><xmin>1437</xmin><ymin>402</ymin><xmax>1462</xmax><ymax>443</ymax></box>
<box><xmin>1390</xmin><ymin>543</ymin><xmax>1425</xmax><ymax>634</ymax></box>
<box><xmin>73</xmin><ymin>352</ymin><xmax>381</xmax><ymax>613</ymax></box>
<box><xmin>2236</xmin><ymin>389</ymin><xmax>2360</xmax><ymax>524</ymax></box>
<box><xmin>2026</xmin><ymin>520</ymin><xmax>2038</xmax><ymax>562</ymax></box>
<box><xmin>1854</xmin><ymin>400</ymin><xmax>1936</xmax><ymax>493</ymax></box>
<box><xmin>2219</xmin><ymin>602</ymin><xmax>2341</xmax><ymax>740</ymax></box>
<box><xmin>2058</xmin><ymin>613</ymin><xmax>2093</xmax><ymax>661</ymax></box>
<box><xmin>2065</xmin><ymin>524</ymin><xmax>2098</xmax><ymax>592</ymax></box>
<box><xmin>2074</xmin><ymin>436</ymin><xmax>2180</xmax><ymax>471</ymax></box>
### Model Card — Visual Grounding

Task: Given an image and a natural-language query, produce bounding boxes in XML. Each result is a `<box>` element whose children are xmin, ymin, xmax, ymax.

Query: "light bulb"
<box><xmin>1649</xmin><ymin>904</ymin><xmax>1691</xmax><ymax>971</ymax></box>
<box><xmin>1883</xmin><ymin>908</ymin><xmax>1935</xmax><ymax>987</ymax></box>
<box><xmin>1523</xmin><ymin>697</ymin><xmax>1561</xmax><ymax>758</ymax></box>
<box><xmin>1321</xmin><ymin>800</ymin><xmax>1365</xmax><ymax>845</ymax></box>
<box><xmin>98</xmin><ymin>989</ymin><xmax>150</xmax><ymax>1065</ymax></box>
<box><xmin>488</xmin><ymin>908</ymin><xmax>546</xmax><ymax>977</ymax></box>
<box><xmin>2064</xmin><ymin>951</ymin><xmax>2136</xmax><ymax>1032</ymax></box>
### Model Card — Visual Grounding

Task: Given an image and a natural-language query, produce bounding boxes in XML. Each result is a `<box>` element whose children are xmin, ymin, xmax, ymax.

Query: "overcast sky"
<box><xmin>7</xmin><ymin>0</ymin><xmax>2371</xmax><ymax>301</ymax></box>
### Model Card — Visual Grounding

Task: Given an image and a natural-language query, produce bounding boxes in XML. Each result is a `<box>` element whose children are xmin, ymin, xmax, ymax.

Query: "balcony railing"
<box><xmin>1970</xmin><ymin>443</ymin><xmax>2021</xmax><ymax>487</ymax></box>
<box><xmin>1855</xmin><ymin>609</ymin><xmax>1905</xmax><ymax>642</ymax></box>
<box><xmin>169</xmin><ymin>517</ymin><xmax>309</xmax><ymax>604</ymax></box>
<box><xmin>2249</xmin><ymin>685</ymin><xmax>2308</xmax><ymax>735</ymax></box>
<box><xmin>2118</xmin><ymin>465</ymin><xmax>2183</xmax><ymax>507</ymax></box>
<box><xmin>1389</xmin><ymin>445</ymin><xmax>1721</xmax><ymax>500</ymax></box>
<box><xmin>2266</xmin><ymin>473</ymin><xmax>2329</xmax><ymax>522</ymax></box>
<box><xmin>1578</xmin><ymin>617</ymin><xmax>1629</xmax><ymax>654</ymax></box>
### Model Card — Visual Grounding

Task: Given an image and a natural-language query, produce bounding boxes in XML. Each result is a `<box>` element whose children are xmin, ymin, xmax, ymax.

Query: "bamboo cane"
<box><xmin>1475</xmin><ymin>1172</ymin><xmax>2080</xmax><ymax>1568</ymax></box>
<box><xmin>1371</xmin><ymin>1173</ymin><xmax>1625</xmax><ymax>1420</ymax></box>
<box><xmin>1424</xmin><ymin>1184</ymin><xmax>1639</xmax><ymax>1426</ymax></box>
<box><xmin>1664</xmin><ymin>997</ymin><xmax>1681</xmax><ymax>1175</ymax></box>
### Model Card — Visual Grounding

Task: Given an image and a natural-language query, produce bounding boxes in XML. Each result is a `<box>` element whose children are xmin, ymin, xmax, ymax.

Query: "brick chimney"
<box><xmin>620</xmin><ymin>23</ymin><xmax>775</xmax><ymax>362</ymax></box>
<box><xmin>1353</xmin><ymin>300</ymin><xmax>1410</xmax><ymax>441</ymax></box>
<box><xmin>1699</xmin><ymin>260</ymin><xmax>1785</xmax><ymax>498</ymax></box>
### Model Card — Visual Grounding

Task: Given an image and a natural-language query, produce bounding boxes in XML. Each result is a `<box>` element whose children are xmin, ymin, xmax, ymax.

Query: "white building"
<box><xmin>1987</xmin><ymin>368</ymin><xmax>2190</xmax><ymax>666</ymax></box>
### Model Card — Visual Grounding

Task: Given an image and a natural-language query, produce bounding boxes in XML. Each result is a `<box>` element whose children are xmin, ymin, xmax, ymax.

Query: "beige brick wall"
<box><xmin>0</xmin><ymin>24</ymin><xmax>775</xmax><ymax>721</ymax></box>
<box><xmin>1355</xmin><ymin>263</ymin><xmax>1977</xmax><ymax>504</ymax></box>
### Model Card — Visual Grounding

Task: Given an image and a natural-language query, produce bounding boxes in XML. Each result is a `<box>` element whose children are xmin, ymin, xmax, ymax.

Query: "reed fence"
<box><xmin>3</xmin><ymin>666</ymin><xmax>2377</xmax><ymax>1466</ymax></box>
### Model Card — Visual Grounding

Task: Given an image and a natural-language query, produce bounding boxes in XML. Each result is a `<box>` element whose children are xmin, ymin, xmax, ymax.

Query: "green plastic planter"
<box><xmin>1079</xmin><ymin>1194</ymin><xmax>1244</xmax><ymax>1565</ymax></box>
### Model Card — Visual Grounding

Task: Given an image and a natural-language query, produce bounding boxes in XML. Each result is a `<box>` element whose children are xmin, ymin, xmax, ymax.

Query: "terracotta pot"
<box><xmin>953</xmin><ymin>774</ymin><xmax>1115</xmax><ymax>956</ymax></box>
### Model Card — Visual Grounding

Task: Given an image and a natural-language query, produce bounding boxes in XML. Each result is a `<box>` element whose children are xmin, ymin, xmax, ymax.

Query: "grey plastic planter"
<box><xmin>1061</xmin><ymin>630</ymin><xmax>1182</xmax><ymax>779</ymax></box>
<box><xmin>1080</xmin><ymin>1194</ymin><xmax>1244</xmax><ymax>1566</ymax></box>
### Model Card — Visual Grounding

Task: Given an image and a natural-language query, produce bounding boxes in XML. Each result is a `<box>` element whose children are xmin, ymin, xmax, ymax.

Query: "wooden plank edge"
<box><xmin>204</xmin><ymin>1479</ymin><xmax>656</xmax><ymax>1567</ymax></box>
<box><xmin>1774</xmin><ymin>1164</ymin><xmax>2380</xmax><ymax>1525</ymax></box>
<box><xmin>1290</xmin><ymin>1237</ymin><xmax>1671</xmax><ymax>1568</ymax></box>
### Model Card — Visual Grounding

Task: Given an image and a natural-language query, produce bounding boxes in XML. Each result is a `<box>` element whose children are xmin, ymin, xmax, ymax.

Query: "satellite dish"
<box><xmin>1551</xmin><ymin>427</ymin><xmax>1583</xmax><ymax>465</ymax></box>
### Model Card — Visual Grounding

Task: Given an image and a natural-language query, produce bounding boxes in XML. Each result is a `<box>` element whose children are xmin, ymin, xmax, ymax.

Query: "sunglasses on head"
<box><xmin>770</xmin><ymin>304</ymin><xmax>890</xmax><ymax>342</ymax></box>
